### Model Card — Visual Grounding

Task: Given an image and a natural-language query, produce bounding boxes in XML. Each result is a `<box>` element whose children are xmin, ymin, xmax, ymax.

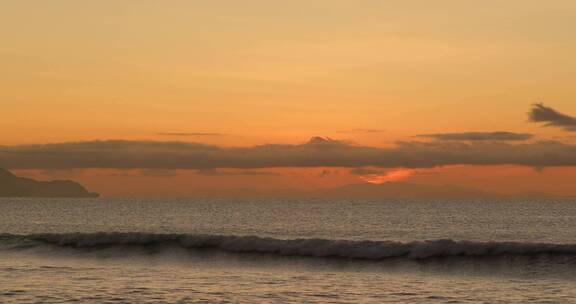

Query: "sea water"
<box><xmin>1</xmin><ymin>198</ymin><xmax>576</xmax><ymax>303</ymax></box>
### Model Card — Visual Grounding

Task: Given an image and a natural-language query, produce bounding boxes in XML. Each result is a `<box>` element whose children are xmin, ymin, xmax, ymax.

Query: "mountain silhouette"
<box><xmin>0</xmin><ymin>168</ymin><xmax>99</xmax><ymax>198</ymax></box>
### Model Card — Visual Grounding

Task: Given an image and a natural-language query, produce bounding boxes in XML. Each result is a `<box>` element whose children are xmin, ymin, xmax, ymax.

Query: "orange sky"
<box><xmin>3</xmin><ymin>1</ymin><xmax>576</xmax><ymax>196</ymax></box>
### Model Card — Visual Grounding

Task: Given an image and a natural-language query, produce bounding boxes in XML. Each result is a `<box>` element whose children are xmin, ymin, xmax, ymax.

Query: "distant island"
<box><xmin>0</xmin><ymin>168</ymin><xmax>99</xmax><ymax>198</ymax></box>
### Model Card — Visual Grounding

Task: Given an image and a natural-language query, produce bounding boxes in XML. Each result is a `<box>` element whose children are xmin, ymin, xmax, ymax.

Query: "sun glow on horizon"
<box><xmin>359</xmin><ymin>169</ymin><xmax>416</xmax><ymax>184</ymax></box>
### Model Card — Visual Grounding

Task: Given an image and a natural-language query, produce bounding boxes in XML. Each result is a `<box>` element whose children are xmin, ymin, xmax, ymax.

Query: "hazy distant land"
<box><xmin>0</xmin><ymin>168</ymin><xmax>99</xmax><ymax>198</ymax></box>
<box><xmin>1</xmin><ymin>168</ymin><xmax>558</xmax><ymax>199</ymax></box>
<box><xmin>182</xmin><ymin>182</ymin><xmax>557</xmax><ymax>199</ymax></box>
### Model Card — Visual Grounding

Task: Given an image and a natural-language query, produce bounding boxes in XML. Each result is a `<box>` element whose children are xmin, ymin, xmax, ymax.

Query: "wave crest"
<box><xmin>2</xmin><ymin>232</ymin><xmax>576</xmax><ymax>260</ymax></box>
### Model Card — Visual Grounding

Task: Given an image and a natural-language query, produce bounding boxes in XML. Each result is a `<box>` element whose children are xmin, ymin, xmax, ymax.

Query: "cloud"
<box><xmin>529</xmin><ymin>103</ymin><xmax>576</xmax><ymax>131</ymax></box>
<box><xmin>359</xmin><ymin>169</ymin><xmax>416</xmax><ymax>184</ymax></box>
<box><xmin>138</xmin><ymin>169</ymin><xmax>179</xmax><ymax>178</ymax></box>
<box><xmin>38</xmin><ymin>169</ymin><xmax>80</xmax><ymax>178</ymax></box>
<box><xmin>3</xmin><ymin>137</ymin><xmax>576</xmax><ymax>170</ymax></box>
<box><xmin>350</xmin><ymin>168</ymin><xmax>384</xmax><ymax>175</ymax></box>
<box><xmin>157</xmin><ymin>132</ymin><xmax>224</xmax><ymax>136</ymax></box>
<box><xmin>318</xmin><ymin>169</ymin><xmax>338</xmax><ymax>178</ymax></box>
<box><xmin>197</xmin><ymin>169</ymin><xmax>281</xmax><ymax>176</ymax></box>
<box><xmin>112</xmin><ymin>169</ymin><xmax>178</xmax><ymax>178</ymax></box>
<box><xmin>416</xmin><ymin>131</ymin><xmax>533</xmax><ymax>141</ymax></box>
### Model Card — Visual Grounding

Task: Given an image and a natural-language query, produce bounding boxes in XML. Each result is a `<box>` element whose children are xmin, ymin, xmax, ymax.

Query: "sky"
<box><xmin>2</xmin><ymin>1</ymin><xmax>576</xmax><ymax>197</ymax></box>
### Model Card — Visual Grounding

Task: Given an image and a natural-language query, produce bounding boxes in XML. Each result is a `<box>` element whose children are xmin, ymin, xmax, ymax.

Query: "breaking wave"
<box><xmin>2</xmin><ymin>232</ymin><xmax>576</xmax><ymax>260</ymax></box>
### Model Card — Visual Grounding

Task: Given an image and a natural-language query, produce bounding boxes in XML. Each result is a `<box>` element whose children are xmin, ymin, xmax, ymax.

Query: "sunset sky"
<box><xmin>3</xmin><ymin>1</ymin><xmax>576</xmax><ymax>197</ymax></box>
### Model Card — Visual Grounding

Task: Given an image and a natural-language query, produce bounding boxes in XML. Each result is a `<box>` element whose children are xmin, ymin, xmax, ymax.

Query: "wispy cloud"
<box><xmin>112</xmin><ymin>169</ymin><xmax>178</xmax><ymax>178</ymax></box>
<box><xmin>157</xmin><ymin>132</ymin><xmax>224</xmax><ymax>136</ymax></box>
<box><xmin>349</xmin><ymin>168</ymin><xmax>384</xmax><ymax>175</ymax></box>
<box><xmin>359</xmin><ymin>168</ymin><xmax>416</xmax><ymax>184</ymax></box>
<box><xmin>138</xmin><ymin>169</ymin><xmax>179</xmax><ymax>178</ymax></box>
<box><xmin>197</xmin><ymin>169</ymin><xmax>281</xmax><ymax>176</ymax></box>
<box><xmin>318</xmin><ymin>169</ymin><xmax>338</xmax><ymax>178</ymax></box>
<box><xmin>416</xmin><ymin>131</ymin><xmax>533</xmax><ymax>141</ymax></box>
<box><xmin>529</xmin><ymin>103</ymin><xmax>576</xmax><ymax>131</ymax></box>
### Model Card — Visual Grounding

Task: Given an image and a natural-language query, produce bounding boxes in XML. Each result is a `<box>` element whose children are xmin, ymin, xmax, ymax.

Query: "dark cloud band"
<box><xmin>2</xmin><ymin>137</ymin><xmax>576</xmax><ymax>170</ymax></box>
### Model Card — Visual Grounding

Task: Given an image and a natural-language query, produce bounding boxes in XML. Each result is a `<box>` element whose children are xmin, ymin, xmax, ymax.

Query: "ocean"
<box><xmin>1</xmin><ymin>198</ymin><xmax>576</xmax><ymax>303</ymax></box>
